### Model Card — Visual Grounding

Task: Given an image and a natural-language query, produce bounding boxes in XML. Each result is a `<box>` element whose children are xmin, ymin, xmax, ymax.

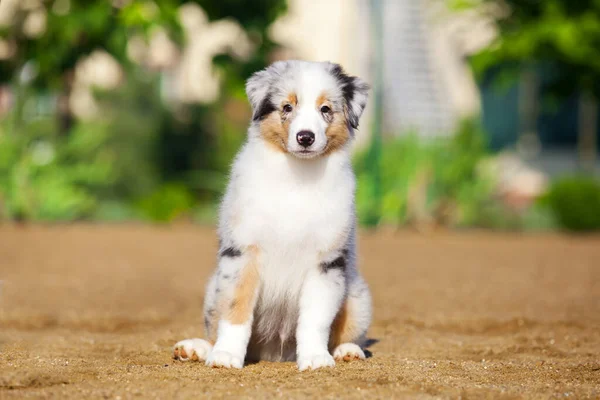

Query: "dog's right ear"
<box><xmin>246</xmin><ymin>69</ymin><xmax>273</xmax><ymax>121</ymax></box>
<box><xmin>246</xmin><ymin>61</ymin><xmax>289</xmax><ymax>122</ymax></box>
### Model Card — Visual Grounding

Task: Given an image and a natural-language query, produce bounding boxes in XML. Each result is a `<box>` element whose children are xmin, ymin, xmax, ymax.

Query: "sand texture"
<box><xmin>1</xmin><ymin>225</ymin><xmax>599</xmax><ymax>399</ymax></box>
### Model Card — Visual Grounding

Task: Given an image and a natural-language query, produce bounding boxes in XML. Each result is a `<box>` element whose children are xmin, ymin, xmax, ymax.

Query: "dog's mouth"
<box><xmin>291</xmin><ymin>149</ymin><xmax>321</xmax><ymax>159</ymax></box>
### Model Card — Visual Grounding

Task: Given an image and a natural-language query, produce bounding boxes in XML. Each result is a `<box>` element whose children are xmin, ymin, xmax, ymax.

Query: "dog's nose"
<box><xmin>296</xmin><ymin>131</ymin><xmax>315</xmax><ymax>148</ymax></box>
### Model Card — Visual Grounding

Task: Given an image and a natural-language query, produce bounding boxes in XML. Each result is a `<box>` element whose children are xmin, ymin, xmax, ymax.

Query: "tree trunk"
<box><xmin>57</xmin><ymin>70</ymin><xmax>75</xmax><ymax>135</ymax></box>
<box><xmin>517</xmin><ymin>67</ymin><xmax>540</xmax><ymax>159</ymax></box>
<box><xmin>578</xmin><ymin>93</ymin><xmax>598</xmax><ymax>174</ymax></box>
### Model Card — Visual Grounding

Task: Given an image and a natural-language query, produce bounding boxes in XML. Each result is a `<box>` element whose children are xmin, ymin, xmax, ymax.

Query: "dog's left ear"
<box><xmin>329</xmin><ymin>63</ymin><xmax>370</xmax><ymax>129</ymax></box>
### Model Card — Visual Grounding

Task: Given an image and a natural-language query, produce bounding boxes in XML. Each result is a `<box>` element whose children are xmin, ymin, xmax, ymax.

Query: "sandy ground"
<box><xmin>0</xmin><ymin>225</ymin><xmax>599</xmax><ymax>399</ymax></box>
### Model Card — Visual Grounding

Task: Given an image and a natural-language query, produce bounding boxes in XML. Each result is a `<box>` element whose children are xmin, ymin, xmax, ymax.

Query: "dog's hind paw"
<box><xmin>173</xmin><ymin>338</ymin><xmax>212</xmax><ymax>362</ymax></box>
<box><xmin>333</xmin><ymin>343</ymin><xmax>365</xmax><ymax>362</ymax></box>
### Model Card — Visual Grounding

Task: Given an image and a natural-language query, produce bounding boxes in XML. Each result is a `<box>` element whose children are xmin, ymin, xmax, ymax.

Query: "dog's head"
<box><xmin>246</xmin><ymin>60</ymin><xmax>369</xmax><ymax>159</ymax></box>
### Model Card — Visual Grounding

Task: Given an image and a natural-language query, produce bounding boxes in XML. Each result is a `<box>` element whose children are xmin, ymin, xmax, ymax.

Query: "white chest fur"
<box><xmin>220</xmin><ymin>140</ymin><xmax>355</xmax><ymax>260</ymax></box>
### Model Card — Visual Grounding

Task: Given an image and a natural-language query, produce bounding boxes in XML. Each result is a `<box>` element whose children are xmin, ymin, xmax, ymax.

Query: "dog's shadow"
<box><xmin>363</xmin><ymin>337</ymin><xmax>379</xmax><ymax>358</ymax></box>
<box><xmin>243</xmin><ymin>338</ymin><xmax>380</xmax><ymax>366</ymax></box>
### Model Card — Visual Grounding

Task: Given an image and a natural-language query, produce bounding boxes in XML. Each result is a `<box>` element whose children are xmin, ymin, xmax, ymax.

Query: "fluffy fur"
<box><xmin>173</xmin><ymin>60</ymin><xmax>372</xmax><ymax>371</ymax></box>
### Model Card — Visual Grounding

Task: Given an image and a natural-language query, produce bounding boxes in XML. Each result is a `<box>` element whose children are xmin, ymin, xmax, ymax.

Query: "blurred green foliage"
<box><xmin>0</xmin><ymin>0</ymin><xmax>285</xmax><ymax>89</ymax></box>
<box><xmin>0</xmin><ymin>119</ymin><xmax>114</xmax><ymax>220</ymax></box>
<box><xmin>445</xmin><ymin>0</ymin><xmax>600</xmax><ymax>231</ymax></box>
<box><xmin>354</xmin><ymin>119</ymin><xmax>566</xmax><ymax>231</ymax></box>
<box><xmin>136</xmin><ymin>183</ymin><xmax>195</xmax><ymax>222</ymax></box>
<box><xmin>451</xmin><ymin>0</ymin><xmax>600</xmax><ymax>99</ymax></box>
<box><xmin>538</xmin><ymin>176</ymin><xmax>600</xmax><ymax>231</ymax></box>
<box><xmin>355</xmin><ymin>119</ymin><xmax>502</xmax><ymax>228</ymax></box>
<box><xmin>0</xmin><ymin>0</ymin><xmax>285</xmax><ymax>223</ymax></box>
<box><xmin>1</xmin><ymin>0</ymin><xmax>598</xmax><ymax>231</ymax></box>
<box><xmin>0</xmin><ymin>69</ymin><xmax>247</xmax><ymax>223</ymax></box>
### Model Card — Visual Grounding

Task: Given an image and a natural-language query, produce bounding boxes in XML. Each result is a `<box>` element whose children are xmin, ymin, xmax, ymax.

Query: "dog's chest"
<box><xmin>236</xmin><ymin>167</ymin><xmax>353</xmax><ymax>253</ymax></box>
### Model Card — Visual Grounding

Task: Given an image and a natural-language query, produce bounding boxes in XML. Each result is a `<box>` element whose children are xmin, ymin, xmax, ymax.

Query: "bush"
<box><xmin>0</xmin><ymin>73</ymin><xmax>241</xmax><ymax>224</ymax></box>
<box><xmin>540</xmin><ymin>176</ymin><xmax>600</xmax><ymax>232</ymax></box>
<box><xmin>0</xmin><ymin>120</ymin><xmax>115</xmax><ymax>221</ymax></box>
<box><xmin>136</xmin><ymin>183</ymin><xmax>195</xmax><ymax>223</ymax></box>
<box><xmin>354</xmin><ymin>119</ymin><xmax>500</xmax><ymax>228</ymax></box>
<box><xmin>0</xmin><ymin>0</ymin><xmax>284</xmax><ymax>224</ymax></box>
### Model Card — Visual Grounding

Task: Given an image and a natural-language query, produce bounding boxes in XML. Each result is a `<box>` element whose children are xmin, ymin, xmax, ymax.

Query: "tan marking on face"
<box><xmin>259</xmin><ymin>93</ymin><xmax>297</xmax><ymax>153</ymax></box>
<box><xmin>227</xmin><ymin>245</ymin><xmax>260</xmax><ymax>324</ymax></box>
<box><xmin>316</xmin><ymin>92</ymin><xmax>334</xmax><ymax>122</ymax></box>
<box><xmin>316</xmin><ymin>93</ymin><xmax>328</xmax><ymax>109</ymax></box>
<box><xmin>315</xmin><ymin>91</ymin><xmax>349</xmax><ymax>155</ymax></box>
<box><xmin>287</xmin><ymin>92</ymin><xmax>298</xmax><ymax>106</ymax></box>
<box><xmin>323</xmin><ymin>113</ymin><xmax>350</xmax><ymax>155</ymax></box>
<box><xmin>260</xmin><ymin>112</ymin><xmax>288</xmax><ymax>153</ymax></box>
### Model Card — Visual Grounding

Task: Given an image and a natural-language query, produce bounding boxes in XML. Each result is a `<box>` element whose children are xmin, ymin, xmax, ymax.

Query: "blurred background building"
<box><xmin>0</xmin><ymin>0</ymin><xmax>599</xmax><ymax>231</ymax></box>
<box><xmin>249</xmin><ymin>0</ymin><xmax>489</xmax><ymax>143</ymax></box>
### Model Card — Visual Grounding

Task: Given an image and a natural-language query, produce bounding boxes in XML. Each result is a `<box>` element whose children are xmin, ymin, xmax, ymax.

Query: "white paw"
<box><xmin>206</xmin><ymin>350</ymin><xmax>244</xmax><ymax>369</ymax></box>
<box><xmin>333</xmin><ymin>343</ymin><xmax>366</xmax><ymax>362</ymax></box>
<box><xmin>173</xmin><ymin>338</ymin><xmax>212</xmax><ymax>362</ymax></box>
<box><xmin>297</xmin><ymin>352</ymin><xmax>335</xmax><ymax>371</ymax></box>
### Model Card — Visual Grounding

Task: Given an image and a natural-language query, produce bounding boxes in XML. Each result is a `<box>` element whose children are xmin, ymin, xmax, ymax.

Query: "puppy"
<box><xmin>173</xmin><ymin>60</ymin><xmax>372</xmax><ymax>371</ymax></box>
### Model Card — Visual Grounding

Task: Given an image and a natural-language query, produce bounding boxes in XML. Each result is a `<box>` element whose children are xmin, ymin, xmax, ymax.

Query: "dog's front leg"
<box><xmin>206</xmin><ymin>245</ymin><xmax>260</xmax><ymax>369</ymax></box>
<box><xmin>296</xmin><ymin>251</ymin><xmax>347</xmax><ymax>371</ymax></box>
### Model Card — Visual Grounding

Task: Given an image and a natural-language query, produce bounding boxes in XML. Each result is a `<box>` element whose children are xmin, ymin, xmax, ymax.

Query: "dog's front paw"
<box><xmin>297</xmin><ymin>352</ymin><xmax>335</xmax><ymax>371</ymax></box>
<box><xmin>173</xmin><ymin>338</ymin><xmax>212</xmax><ymax>362</ymax></box>
<box><xmin>206</xmin><ymin>350</ymin><xmax>244</xmax><ymax>369</ymax></box>
<box><xmin>333</xmin><ymin>343</ymin><xmax>366</xmax><ymax>362</ymax></box>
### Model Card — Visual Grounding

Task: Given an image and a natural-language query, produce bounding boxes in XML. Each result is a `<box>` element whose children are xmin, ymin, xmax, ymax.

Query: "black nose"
<box><xmin>296</xmin><ymin>131</ymin><xmax>315</xmax><ymax>148</ymax></box>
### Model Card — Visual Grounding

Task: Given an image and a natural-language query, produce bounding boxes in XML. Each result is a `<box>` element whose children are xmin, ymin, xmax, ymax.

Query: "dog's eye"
<box><xmin>320</xmin><ymin>105</ymin><xmax>331</xmax><ymax>114</ymax></box>
<box><xmin>283</xmin><ymin>104</ymin><xmax>293</xmax><ymax>113</ymax></box>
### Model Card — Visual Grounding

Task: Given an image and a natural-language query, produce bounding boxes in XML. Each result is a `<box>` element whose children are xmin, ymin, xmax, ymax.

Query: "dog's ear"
<box><xmin>329</xmin><ymin>64</ymin><xmax>370</xmax><ymax>129</ymax></box>
<box><xmin>246</xmin><ymin>61</ymin><xmax>288</xmax><ymax>122</ymax></box>
<box><xmin>246</xmin><ymin>69</ymin><xmax>273</xmax><ymax>121</ymax></box>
